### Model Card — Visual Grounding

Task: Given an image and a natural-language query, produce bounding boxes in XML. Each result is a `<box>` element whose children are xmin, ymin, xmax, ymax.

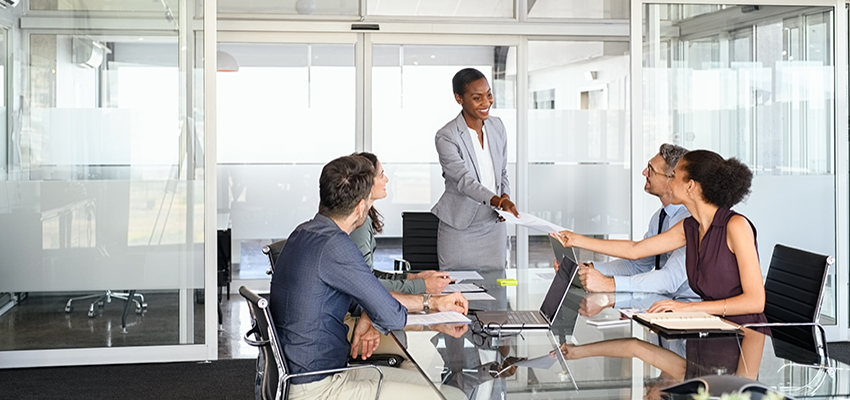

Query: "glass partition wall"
<box><xmin>633</xmin><ymin>1</ymin><xmax>847</xmax><ymax>339</ymax></box>
<box><xmin>0</xmin><ymin>1</ymin><xmax>216</xmax><ymax>367</ymax></box>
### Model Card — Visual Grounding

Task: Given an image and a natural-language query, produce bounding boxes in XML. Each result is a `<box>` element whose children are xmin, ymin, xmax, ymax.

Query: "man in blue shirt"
<box><xmin>270</xmin><ymin>155</ymin><xmax>467</xmax><ymax>400</ymax></box>
<box><xmin>569</xmin><ymin>144</ymin><xmax>697</xmax><ymax>298</ymax></box>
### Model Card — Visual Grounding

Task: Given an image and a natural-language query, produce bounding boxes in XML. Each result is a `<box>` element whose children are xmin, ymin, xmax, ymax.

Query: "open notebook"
<box><xmin>633</xmin><ymin>311</ymin><xmax>742</xmax><ymax>337</ymax></box>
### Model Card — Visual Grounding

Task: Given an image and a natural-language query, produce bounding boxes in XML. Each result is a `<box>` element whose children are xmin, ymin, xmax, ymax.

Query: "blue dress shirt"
<box><xmin>594</xmin><ymin>204</ymin><xmax>696</xmax><ymax>297</ymax></box>
<box><xmin>269</xmin><ymin>213</ymin><xmax>407</xmax><ymax>384</ymax></box>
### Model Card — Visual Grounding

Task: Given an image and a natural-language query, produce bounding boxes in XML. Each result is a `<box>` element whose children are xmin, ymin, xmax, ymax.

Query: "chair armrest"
<box><xmin>243</xmin><ymin>326</ymin><xmax>269</xmax><ymax>347</ymax></box>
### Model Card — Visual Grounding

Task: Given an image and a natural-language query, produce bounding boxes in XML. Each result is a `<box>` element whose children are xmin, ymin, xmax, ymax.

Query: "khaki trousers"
<box><xmin>288</xmin><ymin>367</ymin><xmax>445</xmax><ymax>400</ymax></box>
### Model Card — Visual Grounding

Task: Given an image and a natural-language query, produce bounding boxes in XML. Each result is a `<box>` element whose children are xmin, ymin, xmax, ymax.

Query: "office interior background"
<box><xmin>0</xmin><ymin>0</ymin><xmax>846</xmax><ymax>369</ymax></box>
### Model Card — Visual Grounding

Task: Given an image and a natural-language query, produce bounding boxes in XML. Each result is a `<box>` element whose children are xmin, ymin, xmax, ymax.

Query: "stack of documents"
<box><xmin>406</xmin><ymin>311</ymin><xmax>471</xmax><ymax>326</ymax></box>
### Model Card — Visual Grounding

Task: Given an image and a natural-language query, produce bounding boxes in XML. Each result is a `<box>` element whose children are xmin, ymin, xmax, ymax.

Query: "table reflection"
<box><xmin>392</xmin><ymin>270</ymin><xmax>847</xmax><ymax>399</ymax></box>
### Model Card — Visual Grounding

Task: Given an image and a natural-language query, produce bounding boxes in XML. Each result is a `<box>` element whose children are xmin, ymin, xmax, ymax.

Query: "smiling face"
<box><xmin>370</xmin><ymin>160</ymin><xmax>389</xmax><ymax>201</ymax></box>
<box><xmin>669</xmin><ymin>159</ymin><xmax>695</xmax><ymax>205</ymax></box>
<box><xmin>454</xmin><ymin>77</ymin><xmax>493</xmax><ymax>122</ymax></box>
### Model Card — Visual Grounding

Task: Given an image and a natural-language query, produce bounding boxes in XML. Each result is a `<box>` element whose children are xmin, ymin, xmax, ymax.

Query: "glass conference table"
<box><xmin>390</xmin><ymin>268</ymin><xmax>849</xmax><ymax>400</ymax></box>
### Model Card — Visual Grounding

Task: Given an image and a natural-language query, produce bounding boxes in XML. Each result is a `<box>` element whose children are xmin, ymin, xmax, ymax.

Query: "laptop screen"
<box><xmin>539</xmin><ymin>253</ymin><xmax>579</xmax><ymax>324</ymax></box>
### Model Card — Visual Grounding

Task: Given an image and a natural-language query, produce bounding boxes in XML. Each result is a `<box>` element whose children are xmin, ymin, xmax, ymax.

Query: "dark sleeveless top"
<box><xmin>683</xmin><ymin>208</ymin><xmax>768</xmax><ymax>328</ymax></box>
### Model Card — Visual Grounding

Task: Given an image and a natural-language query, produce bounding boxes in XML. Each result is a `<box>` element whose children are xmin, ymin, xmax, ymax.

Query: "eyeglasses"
<box><xmin>646</xmin><ymin>162</ymin><xmax>673</xmax><ymax>178</ymax></box>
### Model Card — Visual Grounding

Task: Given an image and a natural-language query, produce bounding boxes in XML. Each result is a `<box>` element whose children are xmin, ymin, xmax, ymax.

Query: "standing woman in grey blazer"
<box><xmin>432</xmin><ymin>68</ymin><xmax>519</xmax><ymax>270</ymax></box>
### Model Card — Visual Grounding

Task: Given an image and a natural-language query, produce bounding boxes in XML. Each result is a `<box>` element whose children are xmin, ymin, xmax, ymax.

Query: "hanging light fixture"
<box><xmin>217</xmin><ymin>50</ymin><xmax>239</xmax><ymax>72</ymax></box>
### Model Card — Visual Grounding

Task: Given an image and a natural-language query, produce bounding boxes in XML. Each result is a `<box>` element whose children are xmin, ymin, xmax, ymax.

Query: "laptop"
<box><xmin>475</xmin><ymin>248</ymin><xmax>579</xmax><ymax>330</ymax></box>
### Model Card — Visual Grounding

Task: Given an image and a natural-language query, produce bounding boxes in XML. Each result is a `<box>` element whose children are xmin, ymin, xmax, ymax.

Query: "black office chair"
<box><xmin>401</xmin><ymin>211</ymin><xmax>440</xmax><ymax>271</ymax></box>
<box><xmin>262</xmin><ymin>239</ymin><xmax>287</xmax><ymax>276</ymax></box>
<box><xmin>743</xmin><ymin>244</ymin><xmax>834</xmax><ymax>364</ymax></box>
<box><xmin>239</xmin><ymin>286</ymin><xmax>384</xmax><ymax>400</ymax></box>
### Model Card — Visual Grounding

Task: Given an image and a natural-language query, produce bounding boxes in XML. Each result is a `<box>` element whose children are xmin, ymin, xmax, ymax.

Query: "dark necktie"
<box><xmin>655</xmin><ymin>209</ymin><xmax>667</xmax><ymax>270</ymax></box>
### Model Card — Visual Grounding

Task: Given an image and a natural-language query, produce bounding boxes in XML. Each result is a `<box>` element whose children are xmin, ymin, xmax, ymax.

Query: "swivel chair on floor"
<box><xmin>64</xmin><ymin>289</ymin><xmax>147</xmax><ymax>332</ymax></box>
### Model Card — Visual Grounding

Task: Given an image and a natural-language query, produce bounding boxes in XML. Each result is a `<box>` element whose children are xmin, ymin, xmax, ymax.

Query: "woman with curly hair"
<box><xmin>552</xmin><ymin>150</ymin><xmax>767</xmax><ymax>327</ymax></box>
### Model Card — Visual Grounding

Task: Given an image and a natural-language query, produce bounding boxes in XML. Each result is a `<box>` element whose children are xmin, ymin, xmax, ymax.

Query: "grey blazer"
<box><xmin>431</xmin><ymin>112</ymin><xmax>511</xmax><ymax>230</ymax></box>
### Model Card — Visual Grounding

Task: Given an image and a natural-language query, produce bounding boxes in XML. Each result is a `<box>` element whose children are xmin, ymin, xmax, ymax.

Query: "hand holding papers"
<box><xmin>496</xmin><ymin>210</ymin><xmax>567</xmax><ymax>234</ymax></box>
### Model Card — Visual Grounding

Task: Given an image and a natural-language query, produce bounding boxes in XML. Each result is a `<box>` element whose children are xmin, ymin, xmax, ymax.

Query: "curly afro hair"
<box><xmin>680</xmin><ymin>150</ymin><xmax>752</xmax><ymax>209</ymax></box>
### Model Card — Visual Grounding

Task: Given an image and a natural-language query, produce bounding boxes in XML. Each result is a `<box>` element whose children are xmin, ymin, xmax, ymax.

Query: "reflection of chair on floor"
<box><xmin>64</xmin><ymin>289</ymin><xmax>147</xmax><ymax>332</ymax></box>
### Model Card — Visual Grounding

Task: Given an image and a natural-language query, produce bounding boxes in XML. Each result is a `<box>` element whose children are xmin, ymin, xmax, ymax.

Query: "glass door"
<box><xmin>215</xmin><ymin>34</ymin><xmax>358</xmax><ymax>293</ymax></box>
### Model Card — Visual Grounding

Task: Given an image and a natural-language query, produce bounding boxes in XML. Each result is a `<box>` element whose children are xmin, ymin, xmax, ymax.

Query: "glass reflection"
<box><xmin>641</xmin><ymin>4</ymin><xmax>836</xmax><ymax>324</ymax></box>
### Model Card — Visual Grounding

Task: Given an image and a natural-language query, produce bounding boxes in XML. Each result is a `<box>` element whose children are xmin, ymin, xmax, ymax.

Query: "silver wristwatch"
<box><xmin>422</xmin><ymin>294</ymin><xmax>431</xmax><ymax>313</ymax></box>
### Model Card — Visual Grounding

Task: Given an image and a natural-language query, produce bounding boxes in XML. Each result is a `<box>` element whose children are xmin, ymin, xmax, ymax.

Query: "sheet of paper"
<box><xmin>496</xmin><ymin>210</ymin><xmax>567</xmax><ymax>234</ymax></box>
<box><xmin>513</xmin><ymin>354</ymin><xmax>559</xmax><ymax>370</ymax></box>
<box><xmin>406</xmin><ymin>311</ymin><xmax>472</xmax><ymax>326</ymax></box>
<box><xmin>462</xmin><ymin>292</ymin><xmax>496</xmax><ymax>301</ymax></box>
<box><xmin>536</xmin><ymin>272</ymin><xmax>555</xmax><ymax>281</ymax></box>
<box><xmin>442</xmin><ymin>283</ymin><xmax>484</xmax><ymax>293</ymax></box>
<box><xmin>447</xmin><ymin>271</ymin><xmax>484</xmax><ymax>282</ymax></box>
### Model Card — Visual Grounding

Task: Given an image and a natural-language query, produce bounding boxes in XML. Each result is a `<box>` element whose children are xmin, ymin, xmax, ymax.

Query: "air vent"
<box><xmin>351</xmin><ymin>23</ymin><xmax>379</xmax><ymax>31</ymax></box>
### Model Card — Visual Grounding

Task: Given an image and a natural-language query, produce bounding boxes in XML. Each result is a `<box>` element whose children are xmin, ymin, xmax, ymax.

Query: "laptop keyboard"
<box><xmin>507</xmin><ymin>311</ymin><xmax>544</xmax><ymax>325</ymax></box>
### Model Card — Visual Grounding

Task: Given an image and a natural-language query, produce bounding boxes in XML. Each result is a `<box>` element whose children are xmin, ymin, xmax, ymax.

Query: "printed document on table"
<box><xmin>462</xmin><ymin>292</ymin><xmax>496</xmax><ymax>301</ymax></box>
<box><xmin>442</xmin><ymin>283</ymin><xmax>485</xmax><ymax>293</ymax></box>
<box><xmin>406</xmin><ymin>311</ymin><xmax>472</xmax><ymax>326</ymax></box>
<box><xmin>448</xmin><ymin>271</ymin><xmax>484</xmax><ymax>282</ymax></box>
<box><xmin>496</xmin><ymin>210</ymin><xmax>567</xmax><ymax>234</ymax></box>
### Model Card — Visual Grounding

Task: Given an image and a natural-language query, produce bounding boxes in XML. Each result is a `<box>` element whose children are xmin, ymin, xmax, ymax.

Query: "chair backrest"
<box><xmin>763</xmin><ymin>244</ymin><xmax>833</xmax><ymax>353</ymax></box>
<box><xmin>262</xmin><ymin>239</ymin><xmax>287</xmax><ymax>275</ymax></box>
<box><xmin>401</xmin><ymin>211</ymin><xmax>440</xmax><ymax>271</ymax></box>
<box><xmin>240</xmin><ymin>286</ymin><xmax>288</xmax><ymax>400</ymax></box>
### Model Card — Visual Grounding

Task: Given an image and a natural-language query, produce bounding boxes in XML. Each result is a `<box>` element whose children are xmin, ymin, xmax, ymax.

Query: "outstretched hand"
<box><xmin>350</xmin><ymin>313</ymin><xmax>381</xmax><ymax>360</ymax></box>
<box><xmin>549</xmin><ymin>230</ymin><xmax>579</xmax><ymax>248</ymax></box>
